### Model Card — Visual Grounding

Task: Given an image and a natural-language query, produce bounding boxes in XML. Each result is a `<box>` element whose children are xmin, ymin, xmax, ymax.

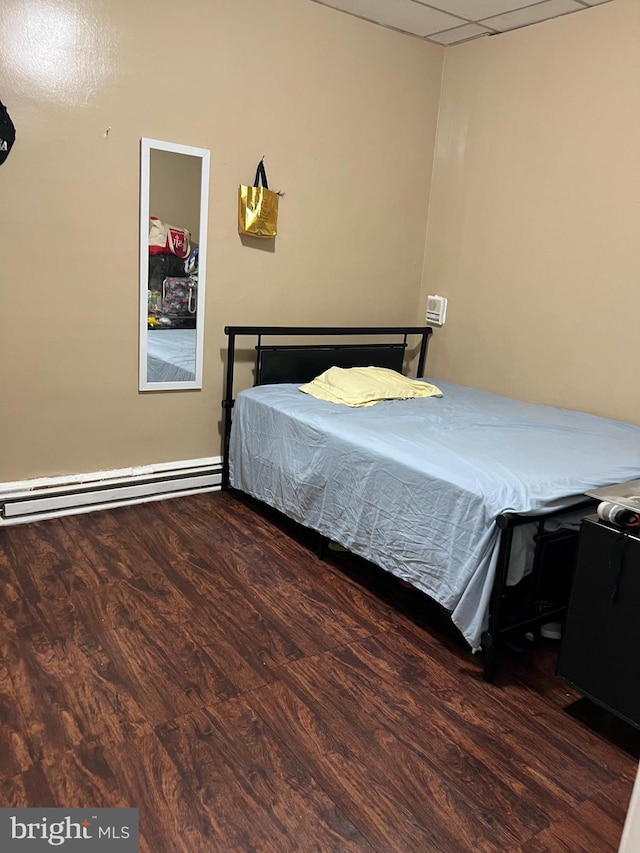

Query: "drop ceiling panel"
<box><xmin>482</xmin><ymin>0</ymin><xmax>585</xmax><ymax>33</ymax></box>
<box><xmin>316</xmin><ymin>0</ymin><xmax>465</xmax><ymax>36</ymax></box>
<box><xmin>423</xmin><ymin>0</ymin><xmax>544</xmax><ymax>18</ymax></box>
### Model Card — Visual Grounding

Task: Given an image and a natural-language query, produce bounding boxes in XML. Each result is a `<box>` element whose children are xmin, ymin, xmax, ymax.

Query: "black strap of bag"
<box><xmin>253</xmin><ymin>158</ymin><xmax>269</xmax><ymax>189</ymax></box>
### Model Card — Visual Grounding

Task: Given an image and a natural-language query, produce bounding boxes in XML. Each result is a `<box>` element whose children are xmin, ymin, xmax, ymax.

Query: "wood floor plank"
<box><xmin>0</xmin><ymin>656</ymin><xmax>34</xmax><ymax>779</ymax></box>
<box><xmin>156</xmin><ymin>697</ymin><xmax>377</xmax><ymax>852</ymax></box>
<box><xmin>0</xmin><ymin>627</ymin><xmax>153</xmax><ymax>763</ymax></box>
<box><xmin>314</xmin><ymin>564</ymin><xmax>403</xmax><ymax>632</ymax></box>
<box><xmin>170</xmin><ymin>491</ymin><xmax>303</xmax><ymax>553</ymax></box>
<box><xmin>597</xmin><ymin>778</ymin><xmax>635</xmax><ymax>828</ymax></box>
<box><xmin>569</xmin><ymin>796</ymin><xmax>627</xmax><ymax>851</ymax></box>
<box><xmin>144</xmin><ymin>497</ymin><xmax>389</xmax><ymax>654</ymax></box>
<box><xmin>39</xmin><ymin>734</ymin><xmax>195</xmax><ymax>853</ymax></box>
<box><xmin>250</xmin><ymin>642</ymin><xmax>549</xmax><ymax>851</ymax></box>
<box><xmin>0</xmin><ymin>541</ymin><xmax>36</xmax><ymax>637</ymax></box>
<box><xmin>372</xmin><ymin>626</ymin><xmax>631</xmax><ymax>798</ymax></box>
<box><xmin>520</xmin><ymin>795</ymin><xmax>624</xmax><ymax>853</ymax></box>
<box><xmin>39</xmin><ymin>744</ymin><xmax>131</xmax><ymax>811</ymax></box>
<box><xmin>58</xmin><ymin>509</ymin><xmax>155</xmax><ymax>587</ymax></box>
<box><xmin>69</xmin><ymin>578</ymin><xmax>240</xmax><ymax>726</ymax></box>
<box><xmin>121</xmin><ymin>502</ymin><xmax>328</xmax><ymax>666</ymax></box>
<box><xmin>247</xmin><ymin>678</ymin><xmax>466</xmax><ymax>852</ymax></box>
<box><xmin>2</xmin><ymin>522</ymin><xmax>77</xmax><ymax>642</ymax></box>
<box><xmin>0</xmin><ymin>764</ymin><xmax>56</xmax><ymax>808</ymax></box>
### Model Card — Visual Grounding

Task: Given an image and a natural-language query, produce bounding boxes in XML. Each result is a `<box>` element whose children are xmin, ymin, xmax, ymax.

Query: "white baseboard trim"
<box><xmin>0</xmin><ymin>457</ymin><xmax>222</xmax><ymax>526</ymax></box>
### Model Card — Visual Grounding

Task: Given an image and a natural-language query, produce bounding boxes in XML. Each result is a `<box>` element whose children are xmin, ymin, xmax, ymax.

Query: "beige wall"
<box><xmin>0</xmin><ymin>0</ymin><xmax>443</xmax><ymax>481</ymax></box>
<box><xmin>421</xmin><ymin>0</ymin><xmax>640</xmax><ymax>425</ymax></box>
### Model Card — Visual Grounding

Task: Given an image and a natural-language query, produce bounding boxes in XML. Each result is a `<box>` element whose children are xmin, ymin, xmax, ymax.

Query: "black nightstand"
<box><xmin>557</xmin><ymin>514</ymin><xmax>640</xmax><ymax>729</ymax></box>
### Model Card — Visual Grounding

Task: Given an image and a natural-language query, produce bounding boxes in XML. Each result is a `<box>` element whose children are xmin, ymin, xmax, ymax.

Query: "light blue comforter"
<box><xmin>230</xmin><ymin>381</ymin><xmax>640</xmax><ymax>648</ymax></box>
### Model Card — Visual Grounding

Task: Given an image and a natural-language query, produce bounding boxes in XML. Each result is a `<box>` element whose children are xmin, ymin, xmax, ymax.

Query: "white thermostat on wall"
<box><xmin>426</xmin><ymin>294</ymin><xmax>447</xmax><ymax>326</ymax></box>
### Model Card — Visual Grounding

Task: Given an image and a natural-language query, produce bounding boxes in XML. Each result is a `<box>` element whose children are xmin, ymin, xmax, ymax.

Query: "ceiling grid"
<box><xmin>310</xmin><ymin>0</ymin><xmax>613</xmax><ymax>45</ymax></box>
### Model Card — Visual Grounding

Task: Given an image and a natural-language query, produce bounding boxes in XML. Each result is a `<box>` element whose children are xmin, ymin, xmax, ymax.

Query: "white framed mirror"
<box><xmin>139</xmin><ymin>138</ymin><xmax>210</xmax><ymax>391</ymax></box>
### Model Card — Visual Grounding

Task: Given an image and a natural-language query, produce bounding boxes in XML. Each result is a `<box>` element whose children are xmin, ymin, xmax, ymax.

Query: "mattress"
<box><xmin>146</xmin><ymin>328</ymin><xmax>196</xmax><ymax>383</ymax></box>
<box><xmin>229</xmin><ymin>380</ymin><xmax>640</xmax><ymax>648</ymax></box>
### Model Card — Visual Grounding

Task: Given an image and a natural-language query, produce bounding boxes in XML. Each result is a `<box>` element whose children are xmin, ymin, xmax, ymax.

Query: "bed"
<box><xmin>146</xmin><ymin>328</ymin><xmax>196</xmax><ymax>383</ymax></box>
<box><xmin>222</xmin><ymin>326</ymin><xmax>640</xmax><ymax>681</ymax></box>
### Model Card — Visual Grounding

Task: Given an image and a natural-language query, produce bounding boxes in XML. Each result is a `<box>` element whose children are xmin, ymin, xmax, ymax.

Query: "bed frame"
<box><xmin>221</xmin><ymin>325</ymin><xmax>594</xmax><ymax>683</ymax></box>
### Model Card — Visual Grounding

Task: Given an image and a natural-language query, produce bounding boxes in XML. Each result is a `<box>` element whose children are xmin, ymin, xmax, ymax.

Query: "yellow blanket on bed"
<box><xmin>299</xmin><ymin>366</ymin><xmax>442</xmax><ymax>407</ymax></box>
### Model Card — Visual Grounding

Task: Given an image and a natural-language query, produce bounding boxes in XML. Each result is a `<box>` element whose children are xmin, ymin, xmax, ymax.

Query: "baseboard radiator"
<box><xmin>0</xmin><ymin>457</ymin><xmax>222</xmax><ymax>526</ymax></box>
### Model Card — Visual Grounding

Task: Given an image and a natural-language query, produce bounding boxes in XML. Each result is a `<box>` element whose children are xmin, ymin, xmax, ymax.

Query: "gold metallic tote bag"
<box><xmin>238</xmin><ymin>159</ymin><xmax>279</xmax><ymax>238</ymax></box>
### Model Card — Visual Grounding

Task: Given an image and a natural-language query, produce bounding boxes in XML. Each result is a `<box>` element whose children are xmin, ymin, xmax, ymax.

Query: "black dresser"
<box><xmin>557</xmin><ymin>514</ymin><xmax>640</xmax><ymax>729</ymax></box>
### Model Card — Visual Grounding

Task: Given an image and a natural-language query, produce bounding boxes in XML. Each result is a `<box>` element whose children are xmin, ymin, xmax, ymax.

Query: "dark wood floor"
<box><xmin>0</xmin><ymin>491</ymin><xmax>637</xmax><ymax>852</ymax></box>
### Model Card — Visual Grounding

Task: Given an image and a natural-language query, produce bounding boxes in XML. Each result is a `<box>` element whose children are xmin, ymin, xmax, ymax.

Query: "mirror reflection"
<box><xmin>139</xmin><ymin>139</ymin><xmax>209</xmax><ymax>391</ymax></box>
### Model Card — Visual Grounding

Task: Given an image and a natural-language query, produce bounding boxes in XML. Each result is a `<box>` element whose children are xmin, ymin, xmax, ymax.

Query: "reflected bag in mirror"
<box><xmin>238</xmin><ymin>159</ymin><xmax>278</xmax><ymax>238</ymax></box>
<box><xmin>149</xmin><ymin>216</ymin><xmax>192</xmax><ymax>258</ymax></box>
<box><xmin>161</xmin><ymin>277</ymin><xmax>197</xmax><ymax>317</ymax></box>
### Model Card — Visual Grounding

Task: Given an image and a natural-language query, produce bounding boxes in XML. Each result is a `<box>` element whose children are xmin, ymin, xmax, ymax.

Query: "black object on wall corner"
<box><xmin>0</xmin><ymin>101</ymin><xmax>15</xmax><ymax>165</ymax></box>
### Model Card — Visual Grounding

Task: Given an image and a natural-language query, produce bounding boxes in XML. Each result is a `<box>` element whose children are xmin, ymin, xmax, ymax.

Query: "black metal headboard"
<box><xmin>222</xmin><ymin>325</ymin><xmax>433</xmax><ymax>488</ymax></box>
<box><xmin>256</xmin><ymin>342</ymin><xmax>410</xmax><ymax>385</ymax></box>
